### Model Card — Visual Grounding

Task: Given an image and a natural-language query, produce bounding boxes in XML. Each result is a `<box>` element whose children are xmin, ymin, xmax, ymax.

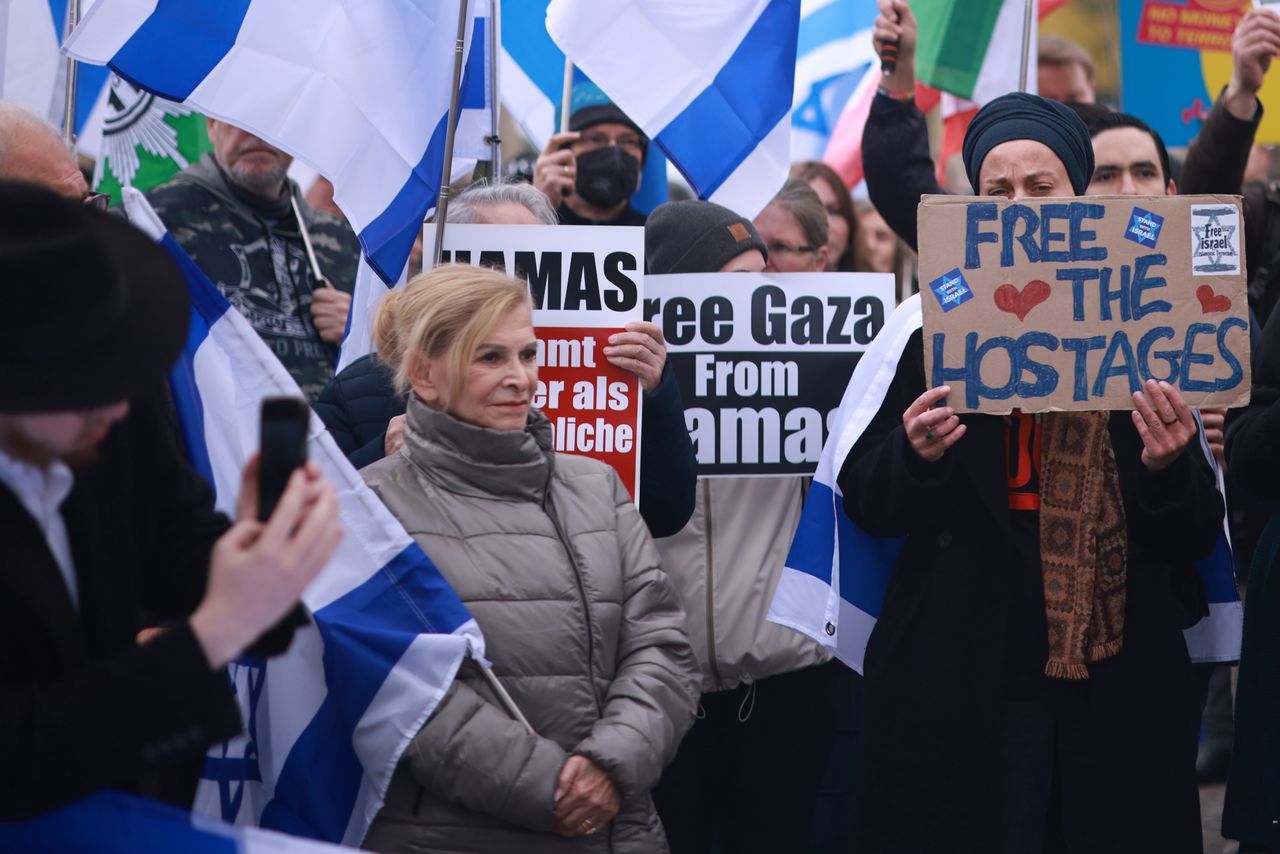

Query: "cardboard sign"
<box><xmin>918</xmin><ymin>194</ymin><xmax>1251</xmax><ymax>414</ymax></box>
<box><xmin>422</xmin><ymin>224</ymin><xmax>644</xmax><ymax>497</ymax></box>
<box><xmin>646</xmin><ymin>272</ymin><xmax>895</xmax><ymax>476</ymax></box>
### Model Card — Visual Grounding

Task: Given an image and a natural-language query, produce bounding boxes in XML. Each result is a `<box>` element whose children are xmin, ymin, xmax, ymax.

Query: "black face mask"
<box><xmin>574</xmin><ymin>146</ymin><xmax>641</xmax><ymax>209</ymax></box>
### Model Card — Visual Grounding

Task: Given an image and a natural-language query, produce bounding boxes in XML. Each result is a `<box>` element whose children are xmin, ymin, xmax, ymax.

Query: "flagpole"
<box><xmin>486</xmin><ymin>0</ymin><xmax>502</xmax><ymax>173</ymax></box>
<box><xmin>560</xmin><ymin>57</ymin><xmax>573</xmax><ymax>133</ymax></box>
<box><xmin>290</xmin><ymin>192</ymin><xmax>329</xmax><ymax>287</ymax></box>
<box><xmin>1018</xmin><ymin>0</ymin><xmax>1034</xmax><ymax>93</ymax></box>
<box><xmin>62</xmin><ymin>0</ymin><xmax>81</xmax><ymax>148</ymax></box>
<box><xmin>476</xmin><ymin>657</ymin><xmax>534</xmax><ymax>733</ymax></box>
<box><xmin>431</xmin><ymin>0</ymin><xmax>473</xmax><ymax>269</ymax></box>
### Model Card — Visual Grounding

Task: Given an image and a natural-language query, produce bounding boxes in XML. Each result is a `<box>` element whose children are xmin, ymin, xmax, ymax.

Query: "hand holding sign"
<box><xmin>604</xmin><ymin>320</ymin><xmax>666</xmax><ymax>392</ymax></box>
<box><xmin>904</xmin><ymin>385</ymin><xmax>966</xmax><ymax>462</ymax></box>
<box><xmin>1131</xmin><ymin>379</ymin><xmax>1196</xmax><ymax>472</ymax></box>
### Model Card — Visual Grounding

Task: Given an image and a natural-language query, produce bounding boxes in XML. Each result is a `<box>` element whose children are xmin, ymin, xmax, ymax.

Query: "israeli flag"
<box><xmin>791</xmin><ymin>0</ymin><xmax>877</xmax><ymax>163</ymax></box>
<box><xmin>122</xmin><ymin>188</ymin><xmax>484</xmax><ymax>846</ymax></box>
<box><xmin>64</xmin><ymin>0</ymin><xmax>480</xmax><ymax>286</ymax></box>
<box><xmin>768</xmin><ymin>294</ymin><xmax>1243</xmax><ymax>671</ymax></box>
<box><xmin>0</xmin><ymin>0</ymin><xmax>108</xmax><ymax>132</ymax></box>
<box><xmin>546</xmin><ymin>0</ymin><xmax>800</xmax><ymax>219</ymax></box>
<box><xmin>0</xmin><ymin>790</ymin><xmax>351</xmax><ymax>853</ymax></box>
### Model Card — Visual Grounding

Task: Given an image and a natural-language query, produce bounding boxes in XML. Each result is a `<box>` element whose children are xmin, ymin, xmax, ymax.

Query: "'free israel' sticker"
<box><xmin>928</xmin><ymin>267</ymin><xmax>974</xmax><ymax>312</ymax></box>
<box><xmin>1125</xmin><ymin>207</ymin><xmax>1163</xmax><ymax>248</ymax></box>
<box><xmin>1191</xmin><ymin>205</ymin><xmax>1241</xmax><ymax>276</ymax></box>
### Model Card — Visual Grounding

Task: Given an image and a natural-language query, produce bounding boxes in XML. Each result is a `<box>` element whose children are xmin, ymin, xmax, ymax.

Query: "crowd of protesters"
<box><xmin>7</xmin><ymin>2</ymin><xmax>1280</xmax><ymax>852</ymax></box>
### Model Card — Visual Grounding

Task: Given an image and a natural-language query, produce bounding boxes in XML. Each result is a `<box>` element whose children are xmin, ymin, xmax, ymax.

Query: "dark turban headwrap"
<box><xmin>962</xmin><ymin>92</ymin><xmax>1094</xmax><ymax>195</ymax></box>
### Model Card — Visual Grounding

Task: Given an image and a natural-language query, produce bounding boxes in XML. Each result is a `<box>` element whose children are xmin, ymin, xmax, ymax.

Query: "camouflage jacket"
<box><xmin>148</xmin><ymin>155</ymin><xmax>360</xmax><ymax>400</ymax></box>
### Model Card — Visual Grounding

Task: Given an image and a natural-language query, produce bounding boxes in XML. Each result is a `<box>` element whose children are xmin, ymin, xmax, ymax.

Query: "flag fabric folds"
<box><xmin>65</xmin><ymin>0</ymin><xmax>481</xmax><ymax>285</ymax></box>
<box><xmin>0</xmin><ymin>791</ymin><xmax>350</xmax><ymax>854</ymax></box>
<box><xmin>546</xmin><ymin>0</ymin><xmax>800</xmax><ymax>219</ymax></box>
<box><xmin>790</xmin><ymin>0</ymin><xmax>878</xmax><ymax>189</ymax></box>
<box><xmin>121</xmin><ymin>188</ymin><xmax>483</xmax><ymax>847</ymax></box>
<box><xmin>1</xmin><ymin>0</ymin><xmax>108</xmax><ymax>132</ymax></box>
<box><xmin>912</xmin><ymin>0</ymin><xmax>1036</xmax><ymax>103</ymax></box>
<box><xmin>768</xmin><ymin>294</ymin><xmax>1243</xmax><ymax>672</ymax></box>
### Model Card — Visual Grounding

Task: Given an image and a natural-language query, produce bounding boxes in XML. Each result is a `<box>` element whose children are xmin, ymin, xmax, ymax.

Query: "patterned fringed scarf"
<box><xmin>1037</xmin><ymin>411</ymin><xmax>1128</xmax><ymax>680</ymax></box>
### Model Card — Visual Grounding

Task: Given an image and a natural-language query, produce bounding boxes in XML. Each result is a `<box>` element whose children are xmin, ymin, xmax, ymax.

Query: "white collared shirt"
<box><xmin>0</xmin><ymin>449</ymin><xmax>79</xmax><ymax>612</ymax></box>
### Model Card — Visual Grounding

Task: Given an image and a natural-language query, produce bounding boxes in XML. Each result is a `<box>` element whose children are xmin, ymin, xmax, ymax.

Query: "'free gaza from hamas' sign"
<box><xmin>918</xmin><ymin>193</ymin><xmax>1252</xmax><ymax>414</ymax></box>
<box><xmin>646</xmin><ymin>272</ymin><xmax>894</xmax><ymax>476</ymax></box>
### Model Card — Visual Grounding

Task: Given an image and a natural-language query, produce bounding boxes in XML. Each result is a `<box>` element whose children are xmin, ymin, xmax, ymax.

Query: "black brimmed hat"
<box><xmin>0</xmin><ymin>180</ymin><xmax>190</xmax><ymax>412</ymax></box>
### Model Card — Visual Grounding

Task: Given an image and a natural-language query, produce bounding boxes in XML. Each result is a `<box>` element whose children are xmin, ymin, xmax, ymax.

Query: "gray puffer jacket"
<box><xmin>360</xmin><ymin>398</ymin><xmax>699</xmax><ymax>854</ymax></box>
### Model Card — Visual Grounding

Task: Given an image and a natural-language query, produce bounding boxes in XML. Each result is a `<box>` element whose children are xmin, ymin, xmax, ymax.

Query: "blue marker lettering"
<box><xmin>1131</xmin><ymin>254</ymin><xmax>1172</xmax><ymax>320</ymax></box>
<box><xmin>1062</xmin><ymin>336</ymin><xmax>1107</xmax><ymax>401</ymax></box>
<box><xmin>1001</xmin><ymin>205</ymin><xmax>1041</xmax><ymax>267</ymax></box>
<box><xmin>964</xmin><ymin>204</ymin><xmax>999</xmax><ymax>269</ymax></box>
<box><xmin>1180</xmin><ymin>322</ymin><xmax>1217</xmax><ymax>393</ymax></box>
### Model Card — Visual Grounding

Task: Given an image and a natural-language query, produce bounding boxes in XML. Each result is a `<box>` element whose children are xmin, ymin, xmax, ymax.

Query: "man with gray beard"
<box><xmin>149</xmin><ymin>120</ymin><xmax>360</xmax><ymax>401</ymax></box>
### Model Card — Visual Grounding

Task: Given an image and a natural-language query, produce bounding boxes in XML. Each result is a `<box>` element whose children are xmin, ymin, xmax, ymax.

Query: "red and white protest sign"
<box><xmin>422</xmin><ymin>224</ymin><xmax>644</xmax><ymax>498</ymax></box>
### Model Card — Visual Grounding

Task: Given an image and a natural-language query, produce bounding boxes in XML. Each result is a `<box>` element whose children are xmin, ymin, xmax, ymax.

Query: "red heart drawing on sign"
<box><xmin>993</xmin><ymin>280</ymin><xmax>1051</xmax><ymax>322</ymax></box>
<box><xmin>1196</xmin><ymin>285</ymin><xmax>1232</xmax><ymax>314</ymax></box>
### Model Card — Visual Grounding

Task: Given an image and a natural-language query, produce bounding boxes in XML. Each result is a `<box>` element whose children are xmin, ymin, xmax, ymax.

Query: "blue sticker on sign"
<box><xmin>928</xmin><ymin>267</ymin><xmax>973</xmax><ymax>312</ymax></box>
<box><xmin>1125</xmin><ymin>207</ymin><xmax>1164</xmax><ymax>248</ymax></box>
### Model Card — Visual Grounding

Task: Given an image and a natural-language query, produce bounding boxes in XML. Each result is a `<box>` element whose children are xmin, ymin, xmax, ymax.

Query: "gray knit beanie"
<box><xmin>645</xmin><ymin>200</ymin><xmax>768</xmax><ymax>274</ymax></box>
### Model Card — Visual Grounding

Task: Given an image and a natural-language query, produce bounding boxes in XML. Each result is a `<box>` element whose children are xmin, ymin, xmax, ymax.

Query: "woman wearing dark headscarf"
<box><xmin>840</xmin><ymin>93</ymin><xmax>1222</xmax><ymax>853</ymax></box>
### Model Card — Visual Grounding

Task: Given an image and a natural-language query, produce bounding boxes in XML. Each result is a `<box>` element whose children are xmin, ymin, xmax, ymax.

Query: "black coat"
<box><xmin>1223</xmin><ymin>307</ymin><xmax>1280</xmax><ymax>849</ymax></box>
<box><xmin>0</xmin><ymin>394</ymin><xmax>242</xmax><ymax>818</ymax></box>
<box><xmin>315</xmin><ymin>354</ymin><xmax>698</xmax><ymax>538</ymax></box>
<box><xmin>838</xmin><ymin>329</ymin><xmax>1220</xmax><ymax>853</ymax></box>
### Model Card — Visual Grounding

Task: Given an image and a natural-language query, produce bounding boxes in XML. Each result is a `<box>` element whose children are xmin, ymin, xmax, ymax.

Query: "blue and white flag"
<box><xmin>122</xmin><ymin>188</ymin><xmax>484</xmax><ymax>846</ymax></box>
<box><xmin>0</xmin><ymin>790</ymin><xmax>353</xmax><ymax>853</ymax></box>
<box><xmin>65</xmin><ymin>0</ymin><xmax>481</xmax><ymax>286</ymax></box>
<box><xmin>1</xmin><ymin>0</ymin><xmax>108</xmax><ymax>132</ymax></box>
<box><xmin>497</xmin><ymin>0</ymin><xmax>668</xmax><ymax>212</ymax></box>
<box><xmin>768</xmin><ymin>294</ymin><xmax>1243</xmax><ymax>672</ymax></box>
<box><xmin>790</xmin><ymin>0</ymin><xmax>877</xmax><ymax>164</ymax></box>
<box><xmin>546</xmin><ymin>0</ymin><xmax>800</xmax><ymax>219</ymax></box>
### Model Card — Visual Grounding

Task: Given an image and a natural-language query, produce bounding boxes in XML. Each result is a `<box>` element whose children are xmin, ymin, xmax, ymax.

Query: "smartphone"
<box><xmin>258</xmin><ymin>397</ymin><xmax>310</xmax><ymax>522</ymax></box>
<box><xmin>253</xmin><ymin>396</ymin><xmax>313</xmax><ymax>654</ymax></box>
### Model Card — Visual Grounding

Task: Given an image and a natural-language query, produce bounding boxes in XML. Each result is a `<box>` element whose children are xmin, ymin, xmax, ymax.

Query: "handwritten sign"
<box><xmin>423</xmin><ymin>224</ymin><xmax>644</xmax><ymax>497</ymax></box>
<box><xmin>918</xmin><ymin>194</ymin><xmax>1251</xmax><ymax>414</ymax></box>
<box><xmin>646</xmin><ymin>272</ymin><xmax>894</xmax><ymax>475</ymax></box>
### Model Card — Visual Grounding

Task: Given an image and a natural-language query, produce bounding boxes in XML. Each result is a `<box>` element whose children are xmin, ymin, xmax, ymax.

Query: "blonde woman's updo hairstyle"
<box><xmin>373</xmin><ymin>264</ymin><xmax>532</xmax><ymax>404</ymax></box>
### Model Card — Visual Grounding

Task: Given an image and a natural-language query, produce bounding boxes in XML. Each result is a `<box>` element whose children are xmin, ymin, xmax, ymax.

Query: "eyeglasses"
<box><xmin>82</xmin><ymin>191</ymin><xmax>110</xmax><ymax>211</ymax></box>
<box><xmin>576</xmin><ymin>131</ymin><xmax>645</xmax><ymax>156</ymax></box>
<box><xmin>766</xmin><ymin>240</ymin><xmax>819</xmax><ymax>256</ymax></box>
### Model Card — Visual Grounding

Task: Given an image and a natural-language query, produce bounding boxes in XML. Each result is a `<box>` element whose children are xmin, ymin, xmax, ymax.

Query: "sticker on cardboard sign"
<box><xmin>1190</xmin><ymin>205</ymin><xmax>1241</xmax><ymax>276</ymax></box>
<box><xmin>1125</xmin><ymin>207</ymin><xmax>1163</xmax><ymax>248</ymax></box>
<box><xmin>928</xmin><ymin>267</ymin><xmax>974</xmax><ymax>312</ymax></box>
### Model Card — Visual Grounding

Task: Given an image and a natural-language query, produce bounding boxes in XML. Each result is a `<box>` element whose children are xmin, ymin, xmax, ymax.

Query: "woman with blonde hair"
<box><xmin>359</xmin><ymin>264</ymin><xmax>698</xmax><ymax>854</ymax></box>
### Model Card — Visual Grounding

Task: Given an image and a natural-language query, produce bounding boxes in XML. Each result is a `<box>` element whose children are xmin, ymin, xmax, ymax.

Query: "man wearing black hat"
<box><xmin>0</xmin><ymin>181</ymin><xmax>342</xmax><ymax>818</ymax></box>
<box><xmin>839</xmin><ymin>95</ymin><xmax>1221</xmax><ymax>853</ymax></box>
<box><xmin>533</xmin><ymin>86</ymin><xmax>650</xmax><ymax>227</ymax></box>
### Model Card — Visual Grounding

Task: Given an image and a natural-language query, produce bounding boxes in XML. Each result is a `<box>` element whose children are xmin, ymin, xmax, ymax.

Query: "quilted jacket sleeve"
<box><xmin>572</xmin><ymin>472</ymin><xmax>699</xmax><ymax>801</ymax></box>
<box><xmin>402</xmin><ymin>672</ymin><xmax>570</xmax><ymax>832</ymax></box>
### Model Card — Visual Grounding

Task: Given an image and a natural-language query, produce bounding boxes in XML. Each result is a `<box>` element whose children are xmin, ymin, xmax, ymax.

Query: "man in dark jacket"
<box><xmin>0</xmin><ymin>181</ymin><xmax>341</xmax><ymax>818</ymax></box>
<box><xmin>1181</xmin><ymin>6</ymin><xmax>1280</xmax><ymax>326</ymax></box>
<box><xmin>532</xmin><ymin>82</ymin><xmax>650</xmax><ymax>227</ymax></box>
<box><xmin>315</xmin><ymin>180</ymin><xmax>698</xmax><ymax>538</ymax></box>
<box><xmin>148</xmin><ymin>120</ymin><xmax>361</xmax><ymax>401</ymax></box>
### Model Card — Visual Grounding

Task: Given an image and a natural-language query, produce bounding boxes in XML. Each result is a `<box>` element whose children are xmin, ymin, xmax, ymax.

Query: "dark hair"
<box><xmin>1068</xmin><ymin>104</ymin><xmax>1173</xmax><ymax>187</ymax></box>
<box><xmin>790</xmin><ymin>161</ymin><xmax>858</xmax><ymax>271</ymax></box>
